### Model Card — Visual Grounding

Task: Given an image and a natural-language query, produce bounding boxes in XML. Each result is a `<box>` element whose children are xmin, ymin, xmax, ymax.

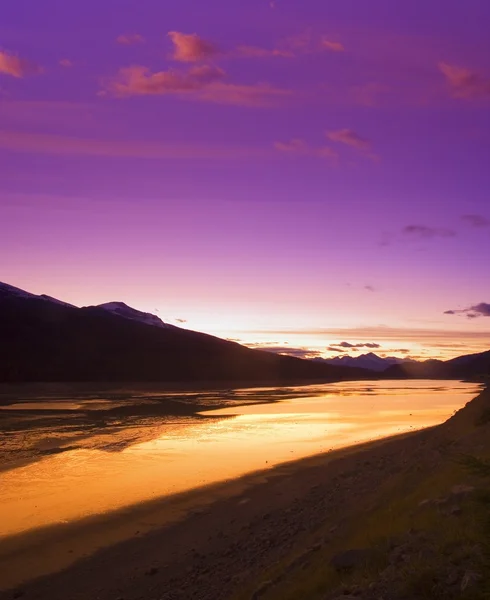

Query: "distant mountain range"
<box><xmin>315</xmin><ymin>350</ymin><xmax>489</xmax><ymax>380</ymax></box>
<box><xmin>314</xmin><ymin>352</ymin><xmax>415</xmax><ymax>372</ymax></box>
<box><xmin>0</xmin><ymin>282</ymin><xmax>372</xmax><ymax>384</ymax></box>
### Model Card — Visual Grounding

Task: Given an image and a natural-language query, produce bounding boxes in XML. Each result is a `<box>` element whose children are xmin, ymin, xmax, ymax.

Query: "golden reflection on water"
<box><xmin>0</xmin><ymin>380</ymin><xmax>481</xmax><ymax>538</ymax></box>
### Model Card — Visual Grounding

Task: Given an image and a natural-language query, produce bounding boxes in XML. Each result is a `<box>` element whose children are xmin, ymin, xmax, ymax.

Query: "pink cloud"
<box><xmin>59</xmin><ymin>59</ymin><xmax>73</xmax><ymax>68</ymax></box>
<box><xmin>116</xmin><ymin>34</ymin><xmax>145</xmax><ymax>45</ymax></box>
<box><xmin>0</xmin><ymin>51</ymin><xmax>41</xmax><ymax>78</ymax></box>
<box><xmin>439</xmin><ymin>62</ymin><xmax>490</xmax><ymax>100</ymax></box>
<box><xmin>236</xmin><ymin>46</ymin><xmax>293</xmax><ymax>59</ymax></box>
<box><xmin>102</xmin><ymin>64</ymin><xmax>290</xmax><ymax>107</ymax></box>
<box><xmin>327</xmin><ymin>129</ymin><xmax>371</xmax><ymax>151</ymax></box>
<box><xmin>196</xmin><ymin>82</ymin><xmax>291</xmax><ymax>107</ymax></box>
<box><xmin>168</xmin><ymin>31</ymin><xmax>218</xmax><ymax>62</ymax></box>
<box><xmin>282</xmin><ymin>31</ymin><xmax>345</xmax><ymax>55</ymax></box>
<box><xmin>102</xmin><ymin>64</ymin><xmax>225</xmax><ymax>96</ymax></box>
<box><xmin>321</xmin><ymin>38</ymin><xmax>345</xmax><ymax>52</ymax></box>
<box><xmin>327</xmin><ymin>129</ymin><xmax>379</xmax><ymax>161</ymax></box>
<box><xmin>0</xmin><ymin>130</ymin><xmax>268</xmax><ymax>160</ymax></box>
<box><xmin>274</xmin><ymin>139</ymin><xmax>338</xmax><ymax>162</ymax></box>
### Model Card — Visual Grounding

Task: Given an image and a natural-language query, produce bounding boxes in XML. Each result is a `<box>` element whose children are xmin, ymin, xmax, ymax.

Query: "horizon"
<box><xmin>2</xmin><ymin>278</ymin><xmax>489</xmax><ymax>363</ymax></box>
<box><xmin>2</xmin><ymin>0</ymin><xmax>490</xmax><ymax>361</ymax></box>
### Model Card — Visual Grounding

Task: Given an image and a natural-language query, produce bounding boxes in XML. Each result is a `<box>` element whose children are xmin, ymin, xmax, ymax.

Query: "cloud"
<box><xmin>364</xmin><ymin>285</ymin><xmax>376</xmax><ymax>292</ymax></box>
<box><xmin>445</xmin><ymin>303</ymin><xmax>490</xmax><ymax>319</ymax></box>
<box><xmin>116</xmin><ymin>33</ymin><xmax>145</xmax><ymax>45</ymax></box>
<box><xmin>439</xmin><ymin>62</ymin><xmax>490</xmax><ymax>100</ymax></box>
<box><xmin>102</xmin><ymin>64</ymin><xmax>290</xmax><ymax>107</ymax></box>
<box><xmin>236</xmin><ymin>46</ymin><xmax>293</xmax><ymax>59</ymax></box>
<box><xmin>254</xmin><ymin>345</ymin><xmax>323</xmax><ymax>359</ymax></box>
<box><xmin>402</xmin><ymin>225</ymin><xmax>456</xmax><ymax>240</ymax></box>
<box><xmin>59</xmin><ymin>59</ymin><xmax>73</xmax><ymax>68</ymax></box>
<box><xmin>284</xmin><ymin>31</ymin><xmax>344</xmax><ymax>55</ymax></box>
<box><xmin>326</xmin><ymin>346</ymin><xmax>348</xmax><ymax>353</ymax></box>
<box><xmin>461</xmin><ymin>214</ymin><xmax>490</xmax><ymax>228</ymax></box>
<box><xmin>102</xmin><ymin>64</ymin><xmax>225</xmax><ymax>96</ymax></box>
<box><xmin>0</xmin><ymin>130</ymin><xmax>269</xmax><ymax>160</ymax></box>
<box><xmin>274</xmin><ymin>138</ymin><xmax>338</xmax><ymax>161</ymax></box>
<box><xmin>332</xmin><ymin>341</ymin><xmax>381</xmax><ymax>349</ymax></box>
<box><xmin>168</xmin><ymin>31</ymin><xmax>218</xmax><ymax>62</ymax></box>
<box><xmin>321</xmin><ymin>38</ymin><xmax>344</xmax><ymax>52</ymax></box>
<box><xmin>327</xmin><ymin>129</ymin><xmax>371</xmax><ymax>151</ymax></box>
<box><xmin>175</xmin><ymin>318</ymin><xmax>187</xmax><ymax>323</ymax></box>
<box><xmin>0</xmin><ymin>50</ymin><xmax>41</xmax><ymax>78</ymax></box>
<box><xmin>195</xmin><ymin>81</ymin><xmax>292</xmax><ymax>107</ymax></box>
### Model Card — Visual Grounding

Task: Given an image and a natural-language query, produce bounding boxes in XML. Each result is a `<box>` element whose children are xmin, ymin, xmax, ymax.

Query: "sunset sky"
<box><xmin>1</xmin><ymin>0</ymin><xmax>489</xmax><ymax>361</ymax></box>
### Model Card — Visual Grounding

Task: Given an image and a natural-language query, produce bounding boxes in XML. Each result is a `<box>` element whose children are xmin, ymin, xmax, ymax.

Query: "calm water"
<box><xmin>0</xmin><ymin>380</ymin><xmax>481</xmax><ymax>538</ymax></box>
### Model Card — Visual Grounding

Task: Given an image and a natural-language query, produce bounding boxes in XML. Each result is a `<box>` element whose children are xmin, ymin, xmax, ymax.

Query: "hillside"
<box><xmin>383</xmin><ymin>350</ymin><xmax>490</xmax><ymax>381</ymax></box>
<box><xmin>0</xmin><ymin>285</ymin><xmax>371</xmax><ymax>384</ymax></box>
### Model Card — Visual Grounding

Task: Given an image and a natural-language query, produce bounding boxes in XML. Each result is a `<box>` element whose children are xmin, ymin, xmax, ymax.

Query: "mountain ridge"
<box><xmin>0</xmin><ymin>281</ymin><xmax>373</xmax><ymax>384</ymax></box>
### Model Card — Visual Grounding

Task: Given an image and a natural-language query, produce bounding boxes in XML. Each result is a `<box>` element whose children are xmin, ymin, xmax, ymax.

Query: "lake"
<box><xmin>0</xmin><ymin>380</ymin><xmax>482</xmax><ymax>539</ymax></box>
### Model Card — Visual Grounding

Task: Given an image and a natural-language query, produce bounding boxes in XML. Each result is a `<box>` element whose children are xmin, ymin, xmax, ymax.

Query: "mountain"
<box><xmin>315</xmin><ymin>352</ymin><xmax>413</xmax><ymax>372</ymax></box>
<box><xmin>383</xmin><ymin>351</ymin><xmax>490</xmax><ymax>380</ymax></box>
<box><xmin>0</xmin><ymin>282</ymin><xmax>75</xmax><ymax>308</ymax></box>
<box><xmin>95</xmin><ymin>302</ymin><xmax>173</xmax><ymax>329</ymax></box>
<box><xmin>0</xmin><ymin>281</ymin><xmax>373</xmax><ymax>384</ymax></box>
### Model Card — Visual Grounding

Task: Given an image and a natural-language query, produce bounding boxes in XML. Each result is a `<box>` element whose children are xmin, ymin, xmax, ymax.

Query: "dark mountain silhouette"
<box><xmin>383</xmin><ymin>350</ymin><xmax>490</xmax><ymax>380</ymax></box>
<box><xmin>314</xmin><ymin>352</ymin><xmax>414</xmax><ymax>372</ymax></box>
<box><xmin>0</xmin><ymin>282</ymin><xmax>372</xmax><ymax>384</ymax></box>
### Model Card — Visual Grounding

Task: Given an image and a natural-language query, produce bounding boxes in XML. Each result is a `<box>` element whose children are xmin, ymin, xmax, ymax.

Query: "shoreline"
<box><xmin>0</xmin><ymin>430</ymin><xmax>423</xmax><ymax>592</ymax></box>
<box><xmin>0</xmin><ymin>385</ymin><xmax>486</xmax><ymax>599</ymax></box>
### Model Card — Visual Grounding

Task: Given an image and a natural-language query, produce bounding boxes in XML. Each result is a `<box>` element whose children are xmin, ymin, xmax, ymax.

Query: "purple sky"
<box><xmin>1</xmin><ymin>0</ymin><xmax>490</xmax><ymax>360</ymax></box>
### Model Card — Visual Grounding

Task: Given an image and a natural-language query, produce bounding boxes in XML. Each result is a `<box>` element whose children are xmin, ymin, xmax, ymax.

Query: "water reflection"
<box><xmin>0</xmin><ymin>380</ymin><xmax>482</xmax><ymax>538</ymax></box>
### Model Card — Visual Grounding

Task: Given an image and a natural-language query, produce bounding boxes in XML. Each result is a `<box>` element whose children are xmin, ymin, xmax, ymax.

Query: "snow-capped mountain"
<box><xmin>315</xmin><ymin>352</ymin><xmax>413</xmax><ymax>372</ymax></box>
<box><xmin>0</xmin><ymin>281</ymin><xmax>173</xmax><ymax>329</ymax></box>
<box><xmin>94</xmin><ymin>302</ymin><xmax>173</xmax><ymax>329</ymax></box>
<box><xmin>0</xmin><ymin>281</ymin><xmax>76</xmax><ymax>308</ymax></box>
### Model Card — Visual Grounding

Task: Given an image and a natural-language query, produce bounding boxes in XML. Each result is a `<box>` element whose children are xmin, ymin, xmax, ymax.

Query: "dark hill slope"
<box><xmin>383</xmin><ymin>350</ymin><xmax>490</xmax><ymax>380</ymax></box>
<box><xmin>0</xmin><ymin>295</ymin><xmax>371</xmax><ymax>383</ymax></box>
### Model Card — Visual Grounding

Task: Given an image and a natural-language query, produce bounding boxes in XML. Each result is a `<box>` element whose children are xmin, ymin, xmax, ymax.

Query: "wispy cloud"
<box><xmin>59</xmin><ymin>58</ymin><xmax>73</xmax><ymax>68</ymax></box>
<box><xmin>321</xmin><ymin>38</ymin><xmax>344</xmax><ymax>52</ymax></box>
<box><xmin>102</xmin><ymin>64</ymin><xmax>225</xmax><ymax>96</ymax></box>
<box><xmin>0</xmin><ymin>130</ymin><xmax>268</xmax><ymax>160</ymax></box>
<box><xmin>445</xmin><ymin>303</ymin><xmax>490</xmax><ymax>319</ymax></box>
<box><xmin>332</xmin><ymin>341</ymin><xmax>381</xmax><ymax>349</ymax></box>
<box><xmin>0</xmin><ymin>50</ymin><xmax>41</xmax><ymax>78</ymax></box>
<box><xmin>285</xmin><ymin>30</ymin><xmax>345</xmax><ymax>55</ymax></box>
<box><xmin>195</xmin><ymin>81</ymin><xmax>292</xmax><ymax>107</ymax></box>
<box><xmin>236</xmin><ymin>45</ymin><xmax>293</xmax><ymax>59</ymax></box>
<box><xmin>402</xmin><ymin>225</ymin><xmax>456</xmax><ymax>240</ymax></box>
<box><xmin>439</xmin><ymin>62</ymin><xmax>490</xmax><ymax>100</ymax></box>
<box><xmin>116</xmin><ymin>33</ymin><xmax>145</xmax><ymax>46</ymax></box>
<box><xmin>364</xmin><ymin>285</ymin><xmax>376</xmax><ymax>292</ymax></box>
<box><xmin>267</xmin><ymin>347</ymin><xmax>323</xmax><ymax>359</ymax></box>
<box><xmin>461</xmin><ymin>214</ymin><xmax>490</xmax><ymax>228</ymax></box>
<box><xmin>101</xmin><ymin>64</ymin><xmax>290</xmax><ymax>107</ymax></box>
<box><xmin>274</xmin><ymin>138</ymin><xmax>338</xmax><ymax>161</ymax></box>
<box><xmin>327</xmin><ymin>129</ymin><xmax>370</xmax><ymax>151</ymax></box>
<box><xmin>326</xmin><ymin>128</ymin><xmax>379</xmax><ymax>161</ymax></box>
<box><xmin>168</xmin><ymin>31</ymin><xmax>218</xmax><ymax>62</ymax></box>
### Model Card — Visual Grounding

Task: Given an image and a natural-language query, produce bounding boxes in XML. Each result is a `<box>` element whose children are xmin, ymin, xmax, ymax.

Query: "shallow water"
<box><xmin>0</xmin><ymin>380</ymin><xmax>481</xmax><ymax>538</ymax></box>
